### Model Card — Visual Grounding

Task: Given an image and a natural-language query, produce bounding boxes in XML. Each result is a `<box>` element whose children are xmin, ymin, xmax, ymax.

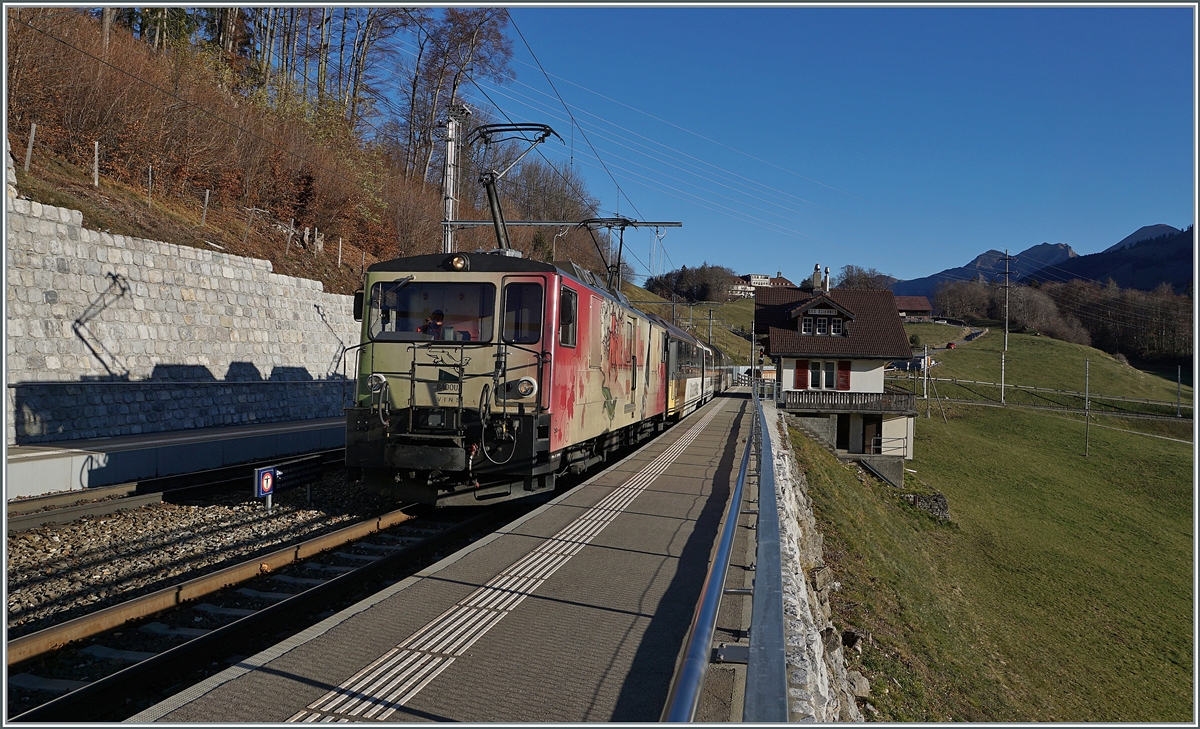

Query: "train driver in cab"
<box><xmin>418</xmin><ymin>310</ymin><xmax>444</xmax><ymax>338</ymax></box>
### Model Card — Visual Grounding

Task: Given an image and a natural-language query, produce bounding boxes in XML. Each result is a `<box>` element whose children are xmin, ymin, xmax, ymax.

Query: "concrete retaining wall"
<box><xmin>5</xmin><ymin>140</ymin><xmax>360</xmax><ymax>446</ymax></box>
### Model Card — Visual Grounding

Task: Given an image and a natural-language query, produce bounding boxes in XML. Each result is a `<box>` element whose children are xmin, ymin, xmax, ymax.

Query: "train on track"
<box><xmin>344</xmin><ymin>251</ymin><xmax>735</xmax><ymax>506</ymax></box>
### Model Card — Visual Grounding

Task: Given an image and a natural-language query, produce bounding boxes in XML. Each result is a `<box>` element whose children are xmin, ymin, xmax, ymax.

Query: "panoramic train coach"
<box><xmin>344</xmin><ymin>249</ymin><xmax>730</xmax><ymax>506</ymax></box>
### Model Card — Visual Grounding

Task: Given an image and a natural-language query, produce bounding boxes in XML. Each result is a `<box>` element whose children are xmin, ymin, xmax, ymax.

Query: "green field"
<box><xmin>621</xmin><ymin>282</ymin><xmax>754</xmax><ymax>364</ymax></box>
<box><xmin>891</xmin><ymin>329</ymin><xmax>1193</xmax><ymax>422</ymax></box>
<box><xmin>793</xmin><ymin>335</ymin><xmax>1194</xmax><ymax>721</ymax></box>
<box><xmin>903</xmin><ymin>321</ymin><xmax>970</xmax><ymax>349</ymax></box>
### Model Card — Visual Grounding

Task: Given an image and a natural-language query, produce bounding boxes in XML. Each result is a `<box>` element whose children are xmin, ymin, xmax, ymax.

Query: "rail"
<box><xmin>782</xmin><ymin>389</ymin><xmax>917</xmax><ymax>413</ymax></box>
<box><xmin>870</xmin><ymin>435</ymin><xmax>909</xmax><ymax>457</ymax></box>
<box><xmin>662</xmin><ymin>386</ymin><xmax>788</xmax><ymax>721</ymax></box>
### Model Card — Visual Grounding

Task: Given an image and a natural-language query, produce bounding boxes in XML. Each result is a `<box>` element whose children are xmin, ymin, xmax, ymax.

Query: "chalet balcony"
<box><xmin>780</xmin><ymin>389</ymin><xmax>917</xmax><ymax>415</ymax></box>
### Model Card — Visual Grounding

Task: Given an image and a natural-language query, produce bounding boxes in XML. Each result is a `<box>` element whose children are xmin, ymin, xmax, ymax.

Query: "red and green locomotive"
<box><xmin>344</xmin><ymin>250</ymin><xmax>732</xmax><ymax>506</ymax></box>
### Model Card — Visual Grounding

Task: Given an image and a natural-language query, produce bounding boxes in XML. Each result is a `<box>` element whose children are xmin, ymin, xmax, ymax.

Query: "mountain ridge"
<box><xmin>890</xmin><ymin>242</ymin><xmax>1076</xmax><ymax>297</ymax></box>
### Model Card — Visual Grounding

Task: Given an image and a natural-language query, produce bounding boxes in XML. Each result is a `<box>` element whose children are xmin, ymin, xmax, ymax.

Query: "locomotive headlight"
<box><xmin>448</xmin><ymin>254</ymin><xmax>469</xmax><ymax>271</ymax></box>
<box><xmin>515</xmin><ymin>377</ymin><xmax>537</xmax><ymax>398</ymax></box>
<box><xmin>367</xmin><ymin>373</ymin><xmax>387</xmax><ymax>393</ymax></box>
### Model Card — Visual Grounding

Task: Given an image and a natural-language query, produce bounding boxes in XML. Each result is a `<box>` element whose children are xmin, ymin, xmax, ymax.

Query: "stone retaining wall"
<box><xmin>764</xmin><ymin>402</ymin><xmax>863</xmax><ymax>722</ymax></box>
<box><xmin>5</xmin><ymin>140</ymin><xmax>360</xmax><ymax>445</ymax></box>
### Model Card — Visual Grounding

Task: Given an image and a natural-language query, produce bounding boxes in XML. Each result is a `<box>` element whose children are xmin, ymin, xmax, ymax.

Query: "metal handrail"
<box><xmin>662</xmin><ymin>385</ymin><xmax>788</xmax><ymax>722</ymax></box>
<box><xmin>745</xmin><ymin>387</ymin><xmax>788</xmax><ymax>721</ymax></box>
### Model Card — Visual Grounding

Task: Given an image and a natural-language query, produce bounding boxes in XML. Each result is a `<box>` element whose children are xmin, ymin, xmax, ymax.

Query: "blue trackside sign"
<box><xmin>255</xmin><ymin>466</ymin><xmax>277</xmax><ymax>498</ymax></box>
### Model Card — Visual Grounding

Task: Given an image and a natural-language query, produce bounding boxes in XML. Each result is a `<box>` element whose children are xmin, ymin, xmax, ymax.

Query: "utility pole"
<box><xmin>1001</xmin><ymin>248</ymin><xmax>1016</xmax><ymax>352</ymax></box>
<box><xmin>442</xmin><ymin>103</ymin><xmax>471</xmax><ymax>254</ymax></box>
<box><xmin>924</xmin><ymin>345</ymin><xmax>929</xmax><ymax>419</ymax></box>
<box><xmin>707</xmin><ymin>309</ymin><xmax>713</xmax><ymax>344</ymax></box>
<box><xmin>1085</xmin><ymin>359</ymin><xmax>1091</xmax><ymax>456</ymax></box>
<box><xmin>1177</xmin><ymin>365</ymin><xmax>1182</xmax><ymax>417</ymax></box>
<box><xmin>750</xmin><ymin>306</ymin><xmax>756</xmax><ymax>386</ymax></box>
<box><xmin>1001</xmin><ymin>351</ymin><xmax>1006</xmax><ymax>405</ymax></box>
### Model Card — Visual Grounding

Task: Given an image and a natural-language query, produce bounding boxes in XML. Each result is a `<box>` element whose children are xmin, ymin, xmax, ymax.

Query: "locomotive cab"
<box><xmin>345</xmin><ymin>252</ymin><xmax>557</xmax><ymax>505</ymax></box>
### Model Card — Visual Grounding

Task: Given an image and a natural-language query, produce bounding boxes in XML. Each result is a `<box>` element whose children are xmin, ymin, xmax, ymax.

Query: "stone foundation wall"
<box><xmin>791</xmin><ymin>414</ymin><xmax>835</xmax><ymax>449</ymax></box>
<box><xmin>764</xmin><ymin>402</ymin><xmax>863</xmax><ymax>722</ymax></box>
<box><xmin>5</xmin><ymin>140</ymin><xmax>360</xmax><ymax>445</ymax></box>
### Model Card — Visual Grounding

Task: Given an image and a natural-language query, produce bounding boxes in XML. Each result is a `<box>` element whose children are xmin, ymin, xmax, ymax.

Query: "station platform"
<box><xmin>132</xmin><ymin>393</ymin><xmax>751</xmax><ymax>723</ymax></box>
<box><xmin>5</xmin><ymin>417</ymin><xmax>345</xmax><ymax>500</ymax></box>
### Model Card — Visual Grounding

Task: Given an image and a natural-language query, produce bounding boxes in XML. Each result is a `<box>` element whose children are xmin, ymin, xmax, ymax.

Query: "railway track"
<box><xmin>7</xmin><ymin>415</ymin><xmax>678</xmax><ymax>721</ymax></box>
<box><xmin>7</xmin><ymin>448</ymin><xmax>346</xmax><ymax>533</ymax></box>
<box><xmin>8</xmin><ymin>501</ymin><xmax>527</xmax><ymax>722</ymax></box>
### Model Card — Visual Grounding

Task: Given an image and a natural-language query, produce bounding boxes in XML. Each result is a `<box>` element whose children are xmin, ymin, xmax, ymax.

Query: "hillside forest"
<box><xmin>6</xmin><ymin>7</ymin><xmax>614</xmax><ymax>281</ymax></box>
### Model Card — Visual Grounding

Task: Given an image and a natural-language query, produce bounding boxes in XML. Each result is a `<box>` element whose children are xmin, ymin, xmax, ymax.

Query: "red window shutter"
<box><xmin>836</xmin><ymin>361</ymin><xmax>851</xmax><ymax>390</ymax></box>
<box><xmin>794</xmin><ymin>360</ymin><xmax>809</xmax><ymax>389</ymax></box>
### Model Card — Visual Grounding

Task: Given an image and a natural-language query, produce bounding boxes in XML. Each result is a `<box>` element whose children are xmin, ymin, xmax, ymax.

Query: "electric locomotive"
<box><xmin>344</xmin><ymin>251</ymin><xmax>729</xmax><ymax>506</ymax></box>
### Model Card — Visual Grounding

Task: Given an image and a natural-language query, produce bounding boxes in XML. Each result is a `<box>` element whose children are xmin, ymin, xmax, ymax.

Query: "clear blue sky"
<box><xmin>468</xmin><ymin>5</ymin><xmax>1195</xmax><ymax>285</ymax></box>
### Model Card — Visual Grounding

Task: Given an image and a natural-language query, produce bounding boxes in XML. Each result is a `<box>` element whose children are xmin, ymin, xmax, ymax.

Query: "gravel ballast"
<box><xmin>6</xmin><ymin>471</ymin><xmax>395</xmax><ymax>639</ymax></box>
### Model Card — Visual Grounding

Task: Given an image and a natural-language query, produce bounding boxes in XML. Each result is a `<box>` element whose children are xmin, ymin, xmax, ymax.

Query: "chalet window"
<box><xmin>816</xmin><ymin>318</ymin><xmax>828</xmax><ymax>335</ymax></box>
<box><xmin>805</xmin><ymin>361</ymin><xmax>845</xmax><ymax>390</ymax></box>
<box><xmin>802</xmin><ymin>317</ymin><xmax>813</xmax><ymax>335</ymax></box>
<box><xmin>831</xmin><ymin>318</ymin><xmax>843</xmax><ymax>336</ymax></box>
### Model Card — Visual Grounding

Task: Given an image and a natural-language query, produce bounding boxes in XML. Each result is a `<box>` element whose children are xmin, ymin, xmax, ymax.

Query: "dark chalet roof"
<box><xmin>894</xmin><ymin>295</ymin><xmax>933</xmax><ymax>313</ymax></box>
<box><xmin>756</xmin><ymin>287</ymin><xmax>912</xmax><ymax>359</ymax></box>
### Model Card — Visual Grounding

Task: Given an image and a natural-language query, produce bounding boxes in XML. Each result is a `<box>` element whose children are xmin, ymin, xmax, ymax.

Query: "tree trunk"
<box><xmin>316</xmin><ymin>7</ymin><xmax>330</xmax><ymax>104</ymax></box>
<box><xmin>101</xmin><ymin>8</ymin><xmax>114</xmax><ymax>58</ymax></box>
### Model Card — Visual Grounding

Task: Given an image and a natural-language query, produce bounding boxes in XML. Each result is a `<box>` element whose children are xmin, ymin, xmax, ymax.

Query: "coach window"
<box><xmin>559</xmin><ymin>287</ymin><xmax>578</xmax><ymax>347</ymax></box>
<box><xmin>802</xmin><ymin>317</ymin><xmax>813</xmax><ymax>335</ymax></box>
<box><xmin>503</xmin><ymin>282</ymin><xmax>543</xmax><ymax>344</ymax></box>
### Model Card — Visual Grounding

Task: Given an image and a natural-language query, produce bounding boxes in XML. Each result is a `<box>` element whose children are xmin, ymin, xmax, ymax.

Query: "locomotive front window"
<box><xmin>368</xmin><ymin>280</ymin><xmax>495</xmax><ymax>342</ymax></box>
<box><xmin>503</xmin><ymin>282</ymin><xmax>543</xmax><ymax>344</ymax></box>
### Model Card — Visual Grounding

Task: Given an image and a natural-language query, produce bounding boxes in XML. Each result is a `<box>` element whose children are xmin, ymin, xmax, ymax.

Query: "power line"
<box><xmin>505</xmin><ymin>10</ymin><xmax>645</xmax><ymax>223</ymax></box>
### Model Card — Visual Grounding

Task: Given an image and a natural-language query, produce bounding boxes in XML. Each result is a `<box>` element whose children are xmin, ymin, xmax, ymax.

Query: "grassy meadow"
<box><xmin>621</xmin><ymin>282</ymin><xmax>755</xmax><ymax>364</ymax></box>
<box><xmin>794</xmin><ymin>333</ymin><xmax>1194</xmax><ymax>721</ymax></box>
<box><xmin>895</xmin><ymin>327</ymin><xmax>1194</xmax><ymax>423</ymax></box>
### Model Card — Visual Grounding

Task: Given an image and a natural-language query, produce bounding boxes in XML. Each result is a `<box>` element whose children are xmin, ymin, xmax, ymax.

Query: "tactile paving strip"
<box><xmin>288</xmin><ymin>405</ymin><xmax>723</xmax><ymax>722</ymax></box>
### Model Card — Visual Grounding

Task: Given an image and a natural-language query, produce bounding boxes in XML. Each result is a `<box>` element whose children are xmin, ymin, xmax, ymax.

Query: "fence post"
<box><xmin>147</xmin><ymin>165</ymin><xmax>153</xmax><ymax>207</ymax></box>
<box><xmin>285</xmin><ymin>218</ymin><xmax>294</xmax><ymax>254</ymax></box>
<box><xmin>23</xmin><ymin>122</ymin><xmax>36</xmax><ymax>172</ymax></box>
<box><xmin>201</xmin><ymin>189</ymin><xmax>210</xmax><ymax>228</ymax></box>
<box><xmin>360</xmin><ymin>251</ymin><xmax>365</xmax><ymax>274</ymax></box>
<box><xmin>338</xmin><ymin>237</ymin><xmax>343</xmax><ymax>268</ymax></box>
<box><xmin>1084</xmin><ymin>359</ymin><xmax>1090</xmax><ymax>456</ymax></box>
<box><xmin>93</xmin><ymin>141</ymin><xmax>99</xmax><ymax>187</ymax></box>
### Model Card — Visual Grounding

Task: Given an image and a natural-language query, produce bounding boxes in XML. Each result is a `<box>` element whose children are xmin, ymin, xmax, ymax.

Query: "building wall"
<box><xmin>5</xmin><ymin>144</ymin><xmax>360</xmax><ymax>445</ymax></box>
<box><xmin>881</xmin><ymin>415</ymin><xmax>912</xmax><ymax>458</ymax></box>
<box><xmin>780</xmin><ymin>358</ymin><xmax>885</xmax><ymax>393</ymax></box>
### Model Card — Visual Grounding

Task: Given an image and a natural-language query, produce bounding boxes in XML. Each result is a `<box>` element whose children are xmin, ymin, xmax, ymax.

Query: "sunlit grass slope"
<box><xmin>621</xmin><ymin>282</ymin><xmax>753</xmax><ymax>364</ymax></box>
<box><xmin>794</xmin><ymin>396</ymin><xmax>1193</xmax><ymax>721</ymax></box>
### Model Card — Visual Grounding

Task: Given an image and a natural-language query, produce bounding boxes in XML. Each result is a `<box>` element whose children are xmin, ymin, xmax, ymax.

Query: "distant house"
<box><xmin>755</xmin><ymin>263</ymin><xmax>916</xmax><ymax>481</ymax></box>
<box><xmin>728</xmin><ymin>283</ymin><xmax>756</xmax><ymax>299</ymax></box>
<box><xmin>743</xmin><ymin>271</ymin><xmax>796</xmax><ymax>288</ymax></box>
<box><xmin>894</xmin><ymin>295</ymin><xmax>933</xmax><ymax>320</ymax></box>
<box><xmin>769</xmin><ymin>271</ymin><xmax>795</xmax><ymax>287</ymax></box>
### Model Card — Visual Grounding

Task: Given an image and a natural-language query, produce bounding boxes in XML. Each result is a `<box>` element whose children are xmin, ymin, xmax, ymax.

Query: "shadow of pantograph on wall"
<box><xmin>72</xmin><ymin>271</ymin><xmax>132</xmax><ymax>378</ymax></box>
